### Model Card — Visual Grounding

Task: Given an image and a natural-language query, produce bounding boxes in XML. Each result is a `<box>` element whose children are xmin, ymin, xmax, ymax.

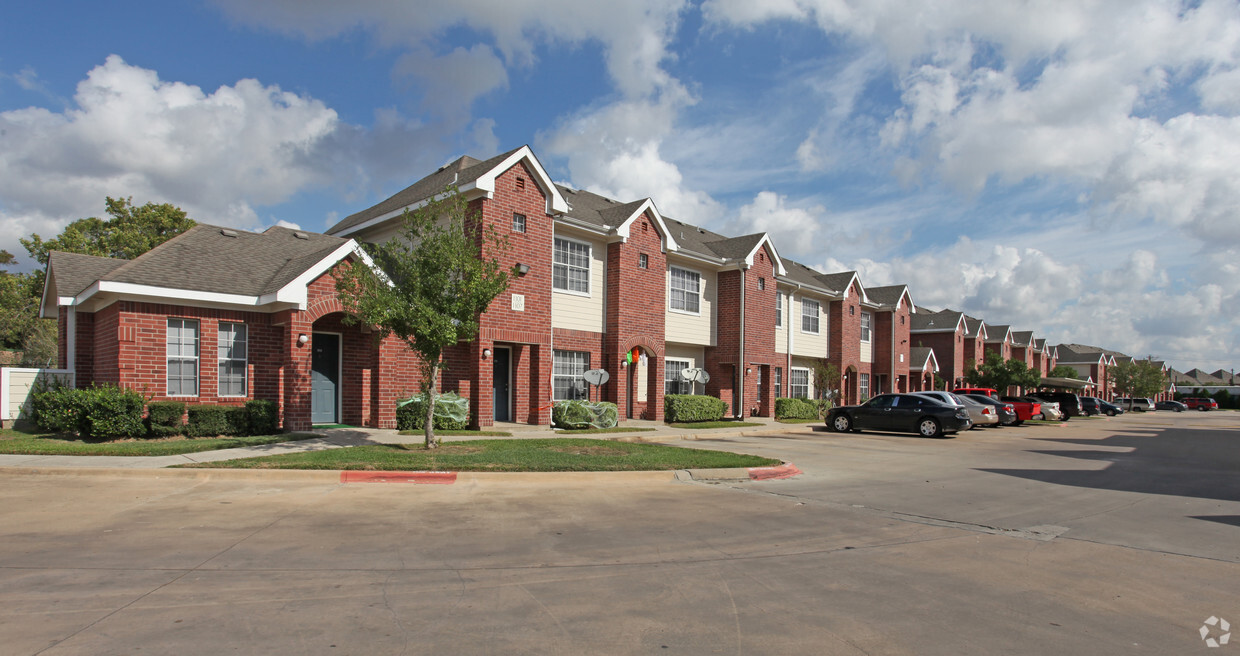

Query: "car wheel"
<box><xmin>832</xmin><ymin>414</ymin><xmax>853</xmax><ymax>433</ymax></box>
<box><xmin>1013</xmin><ymin>419</ymin><xmax>1023</xmax><ymax>426</ymax></box>
<box><xmin>918</xmin><ymin>417</ymin><xmax>942</xmax><ymax>438</ymax></box>
<box><xmin>1199</xmin><ymin>407</ymin><xmax>1207</xmax><ymax>411</ymax></box>
<box><xmin>1177</xmin><ymin>408</ymin><xmax>1184</xmax><ymax>412</ymax></box>
<box><xmin>1107</xmin><ymin>410</ymin><xmax>1116</xmax><ymax>416</ymax></box>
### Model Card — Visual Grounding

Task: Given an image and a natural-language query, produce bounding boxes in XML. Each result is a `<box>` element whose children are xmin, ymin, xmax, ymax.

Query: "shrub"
<box><xmin>396</xmin><ymin>392</ymin><xmax>470</xmax><ymax>431</ymax></box>
<box><xmin>225</xmin><ymin>406</ymin><xmax>250</xmax><ymax>436</ymax></box>
<box><xmin>774</xmin><ymin>397</ymin><xmax>818</xmax><ymax>420</ymax></box>
<box><xmin>146</xmin><ymin>401</ymin><xmax>186</xmax><ymax>438</ymax></box>
<box><xmin>245</xmin><ymin>399</ymin><xmax>280</xmax><ymax>435</ymax></box>
<box><xmin>29</xmin><ymin>379</ymin><xmax>83</xmax><ymax>433</ymax></box>
<box><xmin>77</xmin><ymin>385</ymin><xmax>146</xmax><ymax>440</ymax></box>
<box><xmin>552</xmin><ymin>400</ymin><xmax>619</xmax><ymax>429</ymax></box>
<box><xmin>664</xmin><ymin>394</ymin><xmax>727</xmax><ymax>423</ymax></box>
<box><xmin>186</xmin><ymin>405</ymin><xmax>231</xmax><ymax>438</ymax></box>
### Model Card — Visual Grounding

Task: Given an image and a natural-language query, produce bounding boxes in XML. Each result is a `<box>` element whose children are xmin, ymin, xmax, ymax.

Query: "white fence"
<box><xmin>1</xmin><ymin>368</ymin><xmax>75</xmax><ymax>428</ymax></box>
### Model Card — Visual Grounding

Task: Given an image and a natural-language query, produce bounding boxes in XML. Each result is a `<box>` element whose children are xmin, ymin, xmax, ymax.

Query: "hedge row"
<box><xmin>29</xmin><ymin>382</ymin><xmax>280</xmax><ymax>439</ymax></box>
<box><xmin>664</xmin><ymin>394</ymin><xmax>727</xmax><ymax>423</ymax></box>
<box><xmin>396</xmin><ymin>392</ymin><xmax>470</xmax><ymax>431</ymax></box>
<box><xmin>552</xmin><ymin>400</ymin><xmax>619</xmax><ymax>429</ymax></box>
<box><xmin>774</xmin><ymin>397</ymin><xmax>830</xmax><ymax>420</ymax></box>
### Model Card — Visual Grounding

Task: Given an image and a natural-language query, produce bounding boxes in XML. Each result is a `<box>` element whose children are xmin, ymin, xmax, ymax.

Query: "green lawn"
<box><xmin>667</xmin><ymin>421</ymin><xmax>764</xmax><ymax>429</ymax></box>
<box><xmin>179</xmin><ymin>438</ymin><xmax>781</xmax><ymax>472</ymax></box>
<box><xmin>398</xmin><ymin>429</ymin><xmax>512</xmax><ymax>437</ymax></box>
<box><xmin>0</xmin><ymin>427</ymin><xmax>321</xmax><ymax>456</ymax></box>
<box><xmin>554</xmin><ymin>427</ymin><xmax>657</xmax><ymax>434</ymax></box>
<box><xmin>776</xmin><ymin>418</ymin><xmax>821</xmax><ymax>424</ymax></box>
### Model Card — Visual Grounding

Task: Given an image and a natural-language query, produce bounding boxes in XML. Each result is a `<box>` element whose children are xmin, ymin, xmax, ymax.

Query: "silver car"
<box><xmin>958</xmin><ymin>394</ymin><xmax>1000</xmax><ymax>427</ymax></box>
<box><xmin>913</xmin><ymin>391</ymin><xmax>967</xmax><ymax>408</ymax></box>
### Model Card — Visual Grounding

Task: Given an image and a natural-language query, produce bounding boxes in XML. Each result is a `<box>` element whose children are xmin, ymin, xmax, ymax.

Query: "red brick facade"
<box><xmin>828</xmin><ymin>281</ymin><xmax>871</xmax><ymax>404</ymax></box>
<box><xmin>873</xmin><ymin>296</ymin><xmax>912</xmax><ymax>394</ymax></box>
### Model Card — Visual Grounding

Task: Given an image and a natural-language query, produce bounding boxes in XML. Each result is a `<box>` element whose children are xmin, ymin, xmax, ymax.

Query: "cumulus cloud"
<box><xmin>0</xmin><ymin>56</ymin><xmax>444</xmax><ymax>265</ymax></box>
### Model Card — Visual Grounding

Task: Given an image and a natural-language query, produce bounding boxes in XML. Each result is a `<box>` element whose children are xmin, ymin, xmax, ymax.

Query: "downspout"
<box><xmin>737</xmin><ymin>266</ymin><xmax>745</xmax><ymax>418</ymax></box>
<box><xmin>891</xmin><ymin>303</ymin><xmax>897</xmax><ymax>393</ymax></box>
<box><xmin>788</xmin><ymin>283</ymin><xmax>801</xmax><ymax>392</ymax></box>
<box><xmin>66</xmin><ymin>305</ymin><xmax>76</xmax><ymax>372</ymax></box>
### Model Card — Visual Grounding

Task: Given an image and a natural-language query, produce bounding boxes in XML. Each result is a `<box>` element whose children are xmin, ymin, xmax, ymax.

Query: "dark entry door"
<box><xmin>493</xmin><ymin>347</ymin><xmax>511</xmax><ymax>422</ymax></box>
<box><xmin>311</xmin><ymin>333</ymin><xmax>339</xmax><ymax>424</ymax></box>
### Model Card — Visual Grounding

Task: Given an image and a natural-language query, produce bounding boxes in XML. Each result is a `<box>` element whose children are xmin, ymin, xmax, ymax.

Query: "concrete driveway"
<box><xmin>1</xmin><ymin>412</ymin><xmax>1236</xmax><ymax>655</ymax></box>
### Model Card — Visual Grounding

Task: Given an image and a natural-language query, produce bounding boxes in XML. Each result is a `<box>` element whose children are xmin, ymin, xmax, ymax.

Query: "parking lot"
<box><xmin>0</xmin><ymin>412</ymin><xmax>1236</xmax><ymax>655</ymax></box>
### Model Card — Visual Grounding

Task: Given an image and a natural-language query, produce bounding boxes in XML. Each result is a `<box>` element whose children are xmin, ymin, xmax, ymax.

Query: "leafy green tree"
<box><xmin>333</xmin><ymin>188</ymin><xmax>515</xmax><ymax>448</ymax></box>
<box><xmin>966</xmin><ymin>352</ymin><xmax>1040</xmax><ymax>394</ymax></box>
<box><xmin>1110</xmin><ymin>360</ymin><xmax>1167</xmax><ymax>400</ymax></box>
<box><xmin>0</xmin><ymin>250</ymin><xmax>30</xmax><ymax>349</ymax></box>
<box><xmin>809</xmin><ymin>359</ymin><xmax>841</xmax><ymax>417</ymax></box>
<box><xmin>1048</xmin><ymin>364</ymin><xmax>1079</xmax><ymax>378</ymax></box>
<box><xmin>21</xmin><ymin>196</ymin><xmax>194</xmax><ymax>266</ymax></box>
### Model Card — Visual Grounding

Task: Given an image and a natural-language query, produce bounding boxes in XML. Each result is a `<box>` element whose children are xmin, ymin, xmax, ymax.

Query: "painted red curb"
<box><xmin>340</xmin><ymin>471</ymin><xmax>457</xmax><ymax>484</ymax></box>
<box><xmin>747</xmin><ymin>463</ymin><xmax>802</xmax><ymax>480</ymax></box>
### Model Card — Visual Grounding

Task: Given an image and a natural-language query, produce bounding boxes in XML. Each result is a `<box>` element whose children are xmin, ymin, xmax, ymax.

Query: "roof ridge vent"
<box><xmin>293</xmin><ymin>231</ymin><xmax>309</xmax><ymax>240</ymax></box>
<box><xmin>220</xmin><ymin>229</ymin><xmax>238</xmax><ymax>238</ymax></box>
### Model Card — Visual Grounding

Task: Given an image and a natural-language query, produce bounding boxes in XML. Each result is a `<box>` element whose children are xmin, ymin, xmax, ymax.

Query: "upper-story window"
<box><xmin>553</xmin><ymin>237</ymin><xmax>590</xmax><ymax>294</ymax></box>
<box><xmin>775</xmin><ymin>292</ymin><xmax>783</xmax><ymax>327</ymax></box>
<box><xmin>512</xmin><ymin>213</ymin><xmax>526</xmax><ymax>233</ymax></box>
<box><xmin>758</xmin><ymin>277</ymin><xmax>765</xmax><ymax>290</ymax></box>
<box><xmin>670</xmin><ymin>266</ymin><xmax>701</xmax><ymax>313</ymax></box>
<box><xmin>860</xmin><ymin>312</ymin><xmax>872</xmax><ymax>343</ymax></box>
<box><xmin>801</xmin><ymin>298</ymin><xmax>820</xmax><ymax>334</ymax></box>
<box><xmin>639</xmin><ymin>253</ymin><xmax>648</xmax><ymax>269</ymax></box>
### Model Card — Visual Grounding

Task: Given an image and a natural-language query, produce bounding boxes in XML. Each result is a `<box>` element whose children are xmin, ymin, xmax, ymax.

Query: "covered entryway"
<box><xmin>311</xmin><ymin>332</ymin><xmax>340</xmax><ymax>424</ymax></box>
<box><xmin>493</xmin><ymin>346</ymin><xmax>512</xmax><ymax>422</ymax></box>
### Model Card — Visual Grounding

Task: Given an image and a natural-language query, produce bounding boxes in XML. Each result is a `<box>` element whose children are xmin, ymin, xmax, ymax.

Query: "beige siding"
<box><xmin>775</xmin><ymin>291</ymin><xmax>788</xmax><ymax>354</ymax></box>
<box><xmin>790</xmin><ymin>357</ymin><xmax>821</xmax><ymax>398</ymax></box>
<box><xmin>664</xmin><ymin>344</ymin><xmax>707</xmax><ymax>395</ymax></box>
<box><xmin>551</xmin><ymin>234</ymin><xmax>607</xmax><ymax>333</ymax></box>
<box><xmin>860</xmin><ymin>340</ymin><xmax>873</xmax><ymax>363</ymax></box>
<box><xmin>664</xmin><ymin>264</ymin><xmax>716</xmax><ymax>346</ymax></box>
<box><xmin>790</xmin><ymin>294</ymin><xmax>828</xmax><ymax>358</ymax></box>
<box><xmin>3</xmin><ymin>368</ymin><xmax>73</xmax><ymax>423</ymax></box>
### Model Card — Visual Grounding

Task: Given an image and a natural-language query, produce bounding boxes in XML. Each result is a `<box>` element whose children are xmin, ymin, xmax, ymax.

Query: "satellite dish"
<box><xmin>680</xmin><ymin>368</ymin><xmax>710</xmax><ymax>384</ymax></box>
<box><xmin>583</xmin><ymin>369</ymin><xmax>610</xmax><ymax>386</ymax></box>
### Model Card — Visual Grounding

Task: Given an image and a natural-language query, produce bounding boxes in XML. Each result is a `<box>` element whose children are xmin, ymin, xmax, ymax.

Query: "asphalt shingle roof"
<box><xmin>866</xmin><ymin>285</ymin><xmax>908</xmax><ymax>308</ymax></box>
<box><xmin>47</xmin><ymin>252</ymin><xmax>126</xmax><ymax>297</ymax></box>
<box><xmin>910</xmin><ymin>309</ymin><xmax>963</xmax><ymax>332</ymax></box>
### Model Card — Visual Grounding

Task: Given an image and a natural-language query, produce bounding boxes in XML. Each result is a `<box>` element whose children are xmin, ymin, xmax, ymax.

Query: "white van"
<box><xmin>1114</xmin><ymin>397</ymin><xmax>1154</xmax><ymax>412</ymax></box>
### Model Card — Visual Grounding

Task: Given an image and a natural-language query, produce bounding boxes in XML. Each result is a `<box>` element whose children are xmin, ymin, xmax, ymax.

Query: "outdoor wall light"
<box><xmin>621</xmin><ymin>360</ymin><xmax>628</xmax><ymax>368</ymax></box>
<box><xmin>517</xmin><ymin>263</ymin><xmax>531</xmax><ymax>276</ymax></box>
<box><xmin>482</xmin><ymin>348</ymin><xmax>492</xmax><ymax>359</ymax></box>
<box><xmin>298</xmin><ymin>334</ymin><xmax>309</xmax><ymax>345</ymax></box>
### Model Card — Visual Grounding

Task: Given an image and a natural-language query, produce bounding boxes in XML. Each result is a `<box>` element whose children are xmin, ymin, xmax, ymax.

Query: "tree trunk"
<box><xmin>424</xmin><ymin>359</ymin><xmax>440</xmax><ymax>449</ymax></box>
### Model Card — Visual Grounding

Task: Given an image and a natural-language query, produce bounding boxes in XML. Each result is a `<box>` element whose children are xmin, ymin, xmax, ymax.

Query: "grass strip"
<box><xmin>554</xmin><ymin>427</ymin><xmax>657</xmax><ymax>434</ymax></box>
<box><xmin>775</xmin><ymin>418</ymin><xmax>821</xmax><ymax>424</ymax></box>
<box><xmin>178</xmin><ymin>438</ymin><xmax>781</xmax><ymax>472</ymax></box>
<box><xmin>0</xmin><ymin>427</ymin><xmax>321</xmax><ymax>456</ymax></box>
<box><xmin>398</xmin><ymin>430</ymin><xmax>512</xmax><ymax>437</ymax></box>
<box><xmin>667</xmin><ymin>421</ymin><xmax>765</xmax><ymax>429</ymax></box>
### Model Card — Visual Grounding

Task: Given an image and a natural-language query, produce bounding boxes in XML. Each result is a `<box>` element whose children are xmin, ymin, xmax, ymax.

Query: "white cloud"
<box><xmin>0</xmin><ymin>56</ymin><xmax>444</xmax><ymax>267</ymax></box>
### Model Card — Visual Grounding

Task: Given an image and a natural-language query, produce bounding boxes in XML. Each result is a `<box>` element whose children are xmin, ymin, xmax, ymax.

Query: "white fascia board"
<box><xmin>740</xmin><ymin>234</ymin><xmax>785</xmax><ymax>275</ymax></box>
<box><xmin>271</xmin><ymin>239</ymin><xmax>370</xmax><ymax>306</ymax></box>
<box><xmin>469</xmin><ymin>146</ymin><xmax>569</xmax><ymax>215</ymax></box>
<box><xmin>38</xmin><ymin>265</ymin><xmax>56</xmax><ymax>319</ymax></box>
<box><xmin>668</xmin><ymin>249</ymin><xmax>725</xmax><ymax>268</ymax></box>
<box><xmin>555</xmin><ymin>215</ymin><xmax>610</xmax><ymax>238</ymax></box>
<box><xmin>613</xmin><ymin>199</ymin><xmax>680</xmax><ymax>253</ymax></box>
<box><xmin>81</xmin><ymin>281</ymin><xmax>262</xmax><ymax>308</ymax></box>
<box><xmin>773</xmin><ymin>276</ymin><xmax>839</xmax><ymax>300</ymax></box>
<box><xmin>333</xmin><ymin>198</ymin><xmax>432</xmax><ymax>239</ymax></box>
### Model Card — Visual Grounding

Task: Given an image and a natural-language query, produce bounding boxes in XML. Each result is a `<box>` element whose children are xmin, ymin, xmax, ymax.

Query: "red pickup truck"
<box><xmin>955</xmin><ymin>388</ymin><xmax>1042</xmax><ymax>425</ymax></box>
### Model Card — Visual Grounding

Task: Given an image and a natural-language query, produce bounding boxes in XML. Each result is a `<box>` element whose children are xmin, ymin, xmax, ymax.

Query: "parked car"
<box><xmin>998</xmin><ymin>395</ymin><xmax>1043</xmax><ymax>424</ymax></box>
<box><xmin>1183</xmin><ymin>397</ymin><xmax>1219</xmax><ymax>411</ymax></box>
<box><xmin>1031</xmin><ymin>391</ymin><xmax>1082</xmax><ymax>419</ymax></box>
<box><xmin>959</xmin><ymin>395</ymin><xmax>1000</xmax><ymax>428</ymax></box>
<box><xmin>827</xmin><ymin>393</ymin><xmax>973</xmax><ymax>438</ymax></box>
<box><xmin>1114</xmin><ymin>397</ymin><xmax>1154</xmax><ymax>412</ymax></box>
<box><xmin>912</xmin><ymin>391</ymin><xmax>967</xmax><ymax>407</ymax></box>
<box><xmin>1097</xmin><ymin>399</ymin><xmax>1126</xmax><ymax>416</ymax></box>
<box><xmin>1155</xmin><ymin>400</ymin><xmax>1186</xmax><ymax>412</ymax></box>
<box><xmin>964</xmin><ymin>394</ymin><xmax>1018</xmax><ymax>426</ymax></box>
<box><xmin>954</xmin><ymin>387</ymin><xmax>999</xmax><ymax>399</ymax></box>
<box><xmin>1078</xmin><ymin>397</ymin><xmax>1103</xmax><ymax>416</ymax></box>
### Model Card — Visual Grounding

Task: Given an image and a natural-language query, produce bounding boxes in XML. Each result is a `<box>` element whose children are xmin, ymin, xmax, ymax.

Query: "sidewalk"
<box><xmin>0</xmin><ymin>417</ymin><xmax>819</xmax><ymax>470</ymax></box>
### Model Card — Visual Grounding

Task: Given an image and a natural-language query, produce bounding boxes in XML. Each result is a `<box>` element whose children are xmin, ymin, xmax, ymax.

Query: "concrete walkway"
<box><xmin>0</xmin><ymin>417</ymin><xmax>818</xmax><ymax>470</ymax></box>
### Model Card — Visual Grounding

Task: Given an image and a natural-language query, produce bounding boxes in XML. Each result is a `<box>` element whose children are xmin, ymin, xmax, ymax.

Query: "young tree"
<box><xmin>966</xmin><ymin>352</ymin><xmax>1040</xmax><ymax>393</ymax></box>
<box><xmin>1110</xmin><ymin>360</ymin><xmax>1167</xmax><ymax>401</ymax></box>
<box><xmin>810</xmin><ymin>359</ymin><xmax>841</xmax><ymax>417</ymax></box>
<box><xmin>1048</xmin><ymin>364</ymin><xmax>1079</xmax><ymax>378</ymax></box>
<box><xmin>333</xmin><ymin>188</ymin><xmax>515</xmax><ymax>448</ymax></box>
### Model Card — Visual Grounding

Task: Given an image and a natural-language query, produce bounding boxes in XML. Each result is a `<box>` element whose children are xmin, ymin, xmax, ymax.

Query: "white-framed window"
<box><xmin>859</xmin><ymin>373</ymin><xmax>870</xmax><ymax>400</ymax></box>
<box><xmin>790</xmin><ymin>367</ymin><xmax>810</xmax><ymax>399</ymax></box>
<box><xmin>639</xmin><ymin>253</ymin><xmax>648</xmax><ymax>269</ymax></box>
<box><xmin>512</xmin><ymin>213</ymin><xmax>526</xmax><ymax>233</ymax></box>
<box><xmin>553</xmin><ymin>350</ymin><xmax>590</xmax><ymax>401</ymax></box>
<box><xmin>758</xmin><ymin>277</ymin><xmax>765</xmax><ymax>290</ymax></box>
<box><xmin>553</xmin><ymin>237</ymin><xmax>590</xmax><ymax>294</ymax></box>
<box><xmin>775</xmin><ymin>291</ymin><xmax>783</xmax><ymax>327</ymax></box>
<box><xmin>861</xmin><ymin>311</ymin><xmax>872</xmax><ymax>343</ymax></box>
<box><xmin>775</xmin><ymin>367</ymin><xmax>783</xmax><ymax>397</ymax></box>
<box><xmin>167</xmin><ymin>318</ymin><xmax>199</xmax><ymax>397</ymax></box>
<box><xmin>801</xmin><ymin>298</ymin><xmax>820</xmax><ymax>334</ymax></box>
<box><xmin>218</xmin><ymin>323</ymin><xmax>247</xmax><ymax>397</ymax></box>
<box><xmin>669</xmin><ymin>266</ymin><xmax>701</xmax><ymax>314</ymax></box>
<box><xmin>665</xmin><ymin>359</ymin><xmax>692</xmax><ymax>395</ymax></box>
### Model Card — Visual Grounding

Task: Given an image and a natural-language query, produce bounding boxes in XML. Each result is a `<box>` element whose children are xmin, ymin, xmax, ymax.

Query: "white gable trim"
<box><xmin>459</xmin><ymin>145</ymin><xmax>569</xmax><ymax>216</ymax></box>
<box><xmin>740</xmin><ymin>234</ymin><xmax>786</xmax><ymax>276</ymax></box>
<box><xmin>612</xmin><ymin>199</ymin><xmax>680</xmax><ymax>253</ymax></box>
<box><xmin>272</xmin><ymin>239</ymin><xmax>376</xmax><ymax>305</ymax></box>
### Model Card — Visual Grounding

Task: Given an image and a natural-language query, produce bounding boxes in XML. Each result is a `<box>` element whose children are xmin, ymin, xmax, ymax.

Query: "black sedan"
<box><xmin>1155</xmin><ymin>400</ymin><xmax>1186</xmax><ymax>412</ymax></box>
<box><xmin>827</xmin><ymin>393</ymin><xmax>973</xmax><ymax>438</ymax></box>
<box><xmin>1097</xmin><ymin>399</ymin><xmax>1126</xmax><ymax>416</ymax></box>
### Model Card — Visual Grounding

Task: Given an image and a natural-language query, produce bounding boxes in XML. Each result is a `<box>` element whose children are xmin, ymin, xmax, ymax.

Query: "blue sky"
<box><xmin>2</xmin><ymin>0</ymin><xmax>1238</xmax><ymax>373</ymax></box>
